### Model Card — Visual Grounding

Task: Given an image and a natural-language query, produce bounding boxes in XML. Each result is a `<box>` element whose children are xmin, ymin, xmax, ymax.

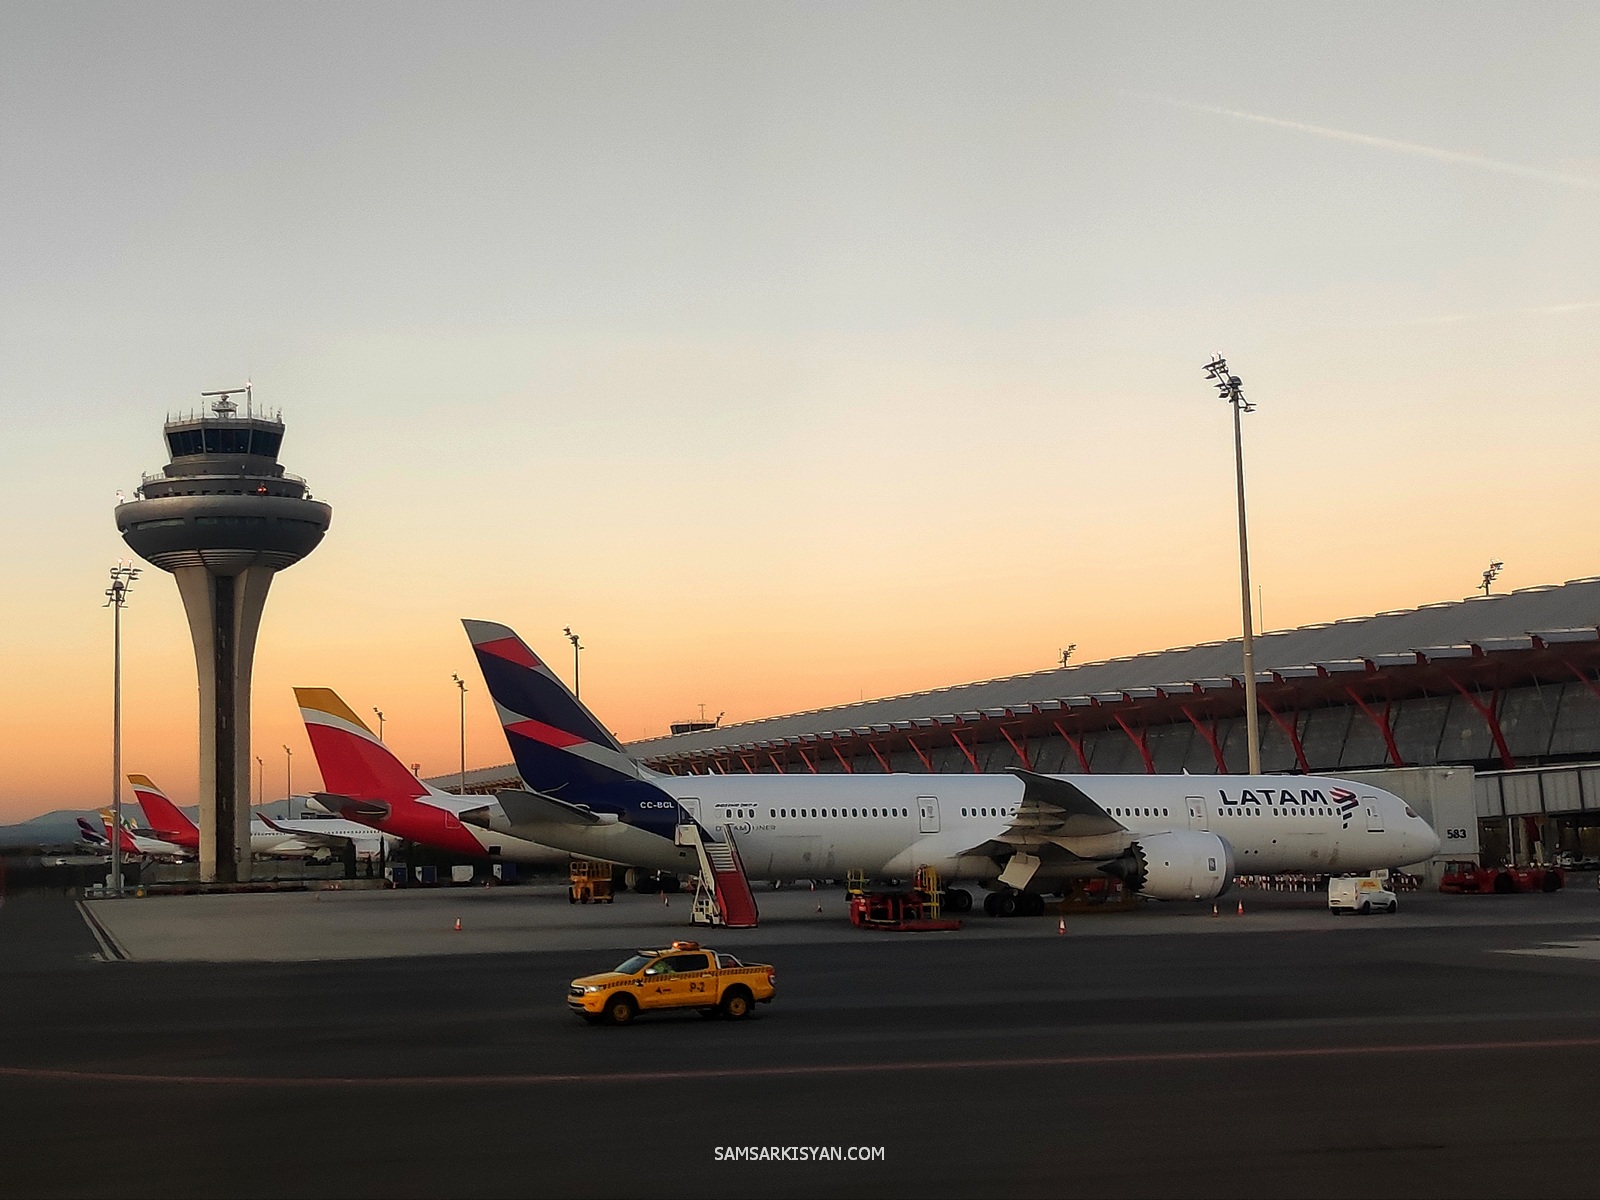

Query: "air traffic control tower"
<box><xmin>115</xmin><ymin>387</ymin><xmax>331</xmax><ymax>883</ymax></box>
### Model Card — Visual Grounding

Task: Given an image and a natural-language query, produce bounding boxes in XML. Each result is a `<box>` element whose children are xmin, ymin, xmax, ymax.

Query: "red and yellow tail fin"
<box><xmin>295</xmin><ymin>688</ymin><xmax>426</xmax><ymax>803</ymax></box>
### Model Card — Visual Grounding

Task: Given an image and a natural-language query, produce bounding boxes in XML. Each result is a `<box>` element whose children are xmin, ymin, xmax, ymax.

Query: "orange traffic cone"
<box><xmin>1236</xmin><ymin>900</ymin><xmax>1244</xmax><ymax>916</ymax></box>
<box><xmin>454</xmin><ymin>917</ymin><xmax>462</xmax><ymax>932</ymax></box>
<box><xmin>1057</xmin><ymin>917</ymin><xmax>1066</xmax><ymax>935</ymax></box>
<box><xmin>816</xmin><ymin>901</ymin><xmax>823</xmax><ymax>913</ymax></box>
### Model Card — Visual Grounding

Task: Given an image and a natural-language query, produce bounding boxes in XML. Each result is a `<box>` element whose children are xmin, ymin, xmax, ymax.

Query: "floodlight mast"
<box><xmin>105</xmin><ymin>562</ymin><xmax>140</xmax><ymax>895</ymax></box>
<box><xmin>1204</xmin><ymin>355</ymin><xmax>1261</xmax><ymax>774</ymax></box>
<box><xmin>1481</xmin><ymin>560</ymin><xmax>1504</xmax><ymax>597</ymax></box>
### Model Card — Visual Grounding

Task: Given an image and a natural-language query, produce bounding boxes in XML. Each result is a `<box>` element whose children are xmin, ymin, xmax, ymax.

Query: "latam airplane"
<box><xmin>292</xmin><ymin>690</ymin><xmax>569</xmax><ymax>872</ymax></box>
<box><xmin>126</xmin><ymin>775</ymin><xmax>393</xmax><ymax>860</ymax></box>
<box><xmin>459</xmin><ymin>619</ymin><xmax>1441</xmax><ymax>911</ymax></box>
<box><xmin>77</xmin><ymin>812</ymin><xmax>191</xmax><ymax>862</ymax></box>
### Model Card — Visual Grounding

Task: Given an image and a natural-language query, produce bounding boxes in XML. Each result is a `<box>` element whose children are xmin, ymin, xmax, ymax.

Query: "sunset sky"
<box><xmin>2</xmin><ymin>2</ymin><xmax>1597</xmax><ymax>821</ymax></box>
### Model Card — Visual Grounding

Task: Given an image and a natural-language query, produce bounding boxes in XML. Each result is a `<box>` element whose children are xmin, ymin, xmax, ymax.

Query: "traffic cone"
<box><xmin>1212</xmin><ymin>903</ymin><xmax>1219</xmax><ymax>917</ymax></box>
<box><xmin>816</xmin><ymin>901</ymin><xmax>823</xmax><ymax>913</ymax></box>
<box><xmin>454</xmin><ymin>917</ymin><xmax>462</xmax><ymax>932</ymax></box>
<box><xmin>1236</xmin><ymin>900</ymin><xmax>1244</xmax><ymax>916</ymax></box>
<box><xmin>1057</xmin><ymin>917</ymin><xmax>1066</xmax><ymax>935</ymax></box>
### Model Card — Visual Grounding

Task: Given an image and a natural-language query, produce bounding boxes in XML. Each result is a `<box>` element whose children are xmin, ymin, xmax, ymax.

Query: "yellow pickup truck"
<box><xmin>567</xmin><ymin>941</ymin><xmax>776</xmax><ymax>1025</ymax></box>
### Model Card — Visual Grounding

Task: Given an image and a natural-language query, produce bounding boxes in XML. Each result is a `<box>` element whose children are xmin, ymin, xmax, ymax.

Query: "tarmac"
<box><xmin>5</xmin><ymin>882</ymin><xmax>1600</xmax><ymax>1198</ymax></box>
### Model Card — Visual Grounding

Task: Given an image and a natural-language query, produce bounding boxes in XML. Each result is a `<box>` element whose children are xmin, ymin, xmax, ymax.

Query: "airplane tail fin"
<box><xmin>462</xmin><ymin>620</ymin><xmax>677</xmax><ymax>825</ymax></box>
<box><xmin>127</xmin><ymin>775</ymin><xmax>198</xmax><ymax>842</ymax></box>
<box><xmin>294</xmin><ymin>688</ymin><xmax>428</xmax><ymax>805</ymax></box>
<box><xmin>97</xmin><ymin>809</ymin><xmax>138</xmax><ymax>854</ymax></box>
<box><xmin>76</xmin><ymin>817</ymin><xmax>107</xmax><ymax>846</ymax></box>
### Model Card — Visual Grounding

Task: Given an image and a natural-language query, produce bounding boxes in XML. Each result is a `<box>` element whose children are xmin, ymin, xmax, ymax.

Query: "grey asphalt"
<box><xmin>4</xmin><ymin>887</ymin><xmax>1600</xmax><ymax>1198</ymax></box>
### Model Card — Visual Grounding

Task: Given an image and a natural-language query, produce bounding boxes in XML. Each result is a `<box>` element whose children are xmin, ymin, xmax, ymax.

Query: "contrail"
<box><xmin>1398</xmin><ymin>300</ymin><xmax>1600</xmax><ymax>326</ymax></box>
<box><xmin>1125</xmin><ymin>91</ymin><xmax>1600</xmax><ymax>193</ymax></box>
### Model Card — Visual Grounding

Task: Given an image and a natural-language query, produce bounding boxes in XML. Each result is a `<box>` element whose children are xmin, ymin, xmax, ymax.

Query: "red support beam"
<box><xmin>1343</xmin><ymin>686</ymin><xmax>1406</xmax><ymax>767</ymax></box>
<box><xmin>998</xmin><ymin>722</ymin><xmax>1033</xmax><ymax>770</ymax></box>
<box><xmin>1445</xmin><ymin>676</ymin><xmax>1515</xmax><ymax>770</ymax></box>
<box><xmin>1564</xmin><ymin>661</ymin><xmax>1600</xmax><ymax>704</ymax></box>
<box><xmin>950</xmin><ymin>727</ymin><xmax>981</xmax><ymax>773</ymax></box>
<box><xmin>1112</xmin><ymin>711</ymin><xmax>1155</xmax><ymax>774</ymax></box>
<box><xmin>766</xmin><ymin>750</ymin><xmax>787</xmax><ymax>774</ymax></box>
<box><xmin>739</xmin><ymin>754</ymin><xmax>756</xmax><ymax>775</ymax></box>
<box><xmin>829</xmin><ymin>742</ymin><xmax>856</xmax><ymax>774</ymax></box>
<box><xmin>866</xmin><ymin>739</ymin><xmax>894</xmax><ymax>773</ymax></box>
<box><xmin>1258</xmin><ymin>699</ymin><xmax>1311</xmax><ymax>773</ymax></box>
<box><xmin>1180</xmin><ymin>705</ymin><xmax>1228</xmax><ymax>773</ymax></box>
<box><xmin>904</xmin><ymin>735</ymin><xmax>933</xmax><ymax>772</ymax></box>
<box><xmin>1051</xmin><ymin>720</ymin><xmax>1092</xmax><ymax>772</ymax></box>
<box><xmin>796</xmin><ymin>745</ymin><xmax>819</xmax><ymax>774</ymax></box>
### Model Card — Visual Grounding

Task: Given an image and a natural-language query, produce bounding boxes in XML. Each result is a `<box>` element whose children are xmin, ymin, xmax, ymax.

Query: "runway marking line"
<box><xmin>6</xmin><ymin>1036</ymin><xmax>1600</xmax><ymax>1088</ymax></box>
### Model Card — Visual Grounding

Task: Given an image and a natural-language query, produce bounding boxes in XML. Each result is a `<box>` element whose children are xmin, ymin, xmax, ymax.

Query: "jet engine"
<box><xmin>1118</xmin><ymin>831</ymin><xmax>1235</xmax><ymax>901</ymax></box>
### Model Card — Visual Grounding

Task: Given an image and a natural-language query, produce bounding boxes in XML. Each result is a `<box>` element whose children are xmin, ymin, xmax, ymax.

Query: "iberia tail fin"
<box><xmin>294</xmin><ymin>688</ymin><xmax>427</xmax><ymax>804</ymax></box>
<box><xmin>127</xmin><ymin>775</ymin><xmax>199</xmax><ymax>847</ymax></box>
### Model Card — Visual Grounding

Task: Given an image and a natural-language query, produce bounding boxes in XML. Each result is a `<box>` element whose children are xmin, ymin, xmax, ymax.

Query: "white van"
<box><xmin>1328</xmin><ymin>875</ymin><xmax>1398</xmax><ymax>915</ymax></box>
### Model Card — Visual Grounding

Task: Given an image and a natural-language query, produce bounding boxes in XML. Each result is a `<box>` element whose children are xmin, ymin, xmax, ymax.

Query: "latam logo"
<box><xmin>1330</xmin><ymin>786</ymin><xmax>1359</xmax><ymax>828</ymax></box>
<box><xmin>1218</xmin><ymin>787</ymin><xmax>1328</xmax><ymax>807</ymax></box>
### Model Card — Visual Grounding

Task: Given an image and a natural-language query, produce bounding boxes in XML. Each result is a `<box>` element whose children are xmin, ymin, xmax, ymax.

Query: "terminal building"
<box><xmin>437</xmin><ymin>577</ymin><xmax>1600</xmax><ymax>868</ymax></box>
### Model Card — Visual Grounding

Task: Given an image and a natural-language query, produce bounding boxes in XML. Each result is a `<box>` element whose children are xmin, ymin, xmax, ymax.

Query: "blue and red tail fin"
<box><xmin>76</xmin><ymin>817</ymin><xmax>107</xmax><ymax>846</ymax></box>
<box><xmin>462</xmin><ymin>619</ymin><xmax>679</xmax><ymax>834</ymax></box>
<box><xmin>127</xmin><ymin>775</ymin><xmax>199</xmax><ymax>849</ymax></box>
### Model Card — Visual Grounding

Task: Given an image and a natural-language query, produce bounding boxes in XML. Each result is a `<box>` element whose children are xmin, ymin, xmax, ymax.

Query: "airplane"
<box><xmin>291</xmin><ymin>690</ymin><xmax>571</xmax><ymax>872</ymax></box>
<box><xmin>126</xmin><ymin>775</ymin><xmax>394</xmax><ymax>860</ymax></box>
<box><xmin>77</xmin><ymin>811</ymin><xmax>192</xmax><ymax>862</ymax></box>
<box><xmin>459</xmin><ymin>619</ymin><xmax>1442</xmax><ymax>914</ymax></box>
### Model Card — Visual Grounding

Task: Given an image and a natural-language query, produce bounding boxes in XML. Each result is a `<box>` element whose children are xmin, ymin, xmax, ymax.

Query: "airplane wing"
<box><xmin>1005</xmin><ymin>768</ymin><xmax>1127</xmax><ymax>839</ymax></box>
<box><xmin>259</xmin><ymin>814</ymin><xmax>357</xmax><ymax>849</ymax></box>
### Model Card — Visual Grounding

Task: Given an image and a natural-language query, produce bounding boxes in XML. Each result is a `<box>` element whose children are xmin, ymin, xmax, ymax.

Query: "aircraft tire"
<box><xmin>995</xmin><ymin>891</ymin><xmax>1019</xmax><ymax>918</ymax></box>
<box><xmin>982</xmin><ymin>891</ymin><xmax>1000</xmax><ymax>917</ymax></box>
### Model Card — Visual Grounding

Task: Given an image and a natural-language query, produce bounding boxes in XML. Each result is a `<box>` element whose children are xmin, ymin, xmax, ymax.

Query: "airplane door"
<box><xmin>1365</xmin><ymin>798</ymin><xmax>1384</xmax><ymax>833</ymax></box>
<box><xmin>1187</xmin><ymin>796</ymin><xmax>1208</xmax><ymax>831</ymax></box>
<box><xmin>678</xmin><ymin>797</ymin><xmax>700</xmax><ymax>826</ymax></box>
<box><xmin>918</xmin><ymin>796</ymin><xmax>940</xmax><ymax>834</ymax></box>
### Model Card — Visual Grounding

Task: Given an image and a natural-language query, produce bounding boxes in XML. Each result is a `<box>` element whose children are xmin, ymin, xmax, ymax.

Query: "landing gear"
<box><xmin>983</xmin><ymin>888</ymin><xmax>1044</xmax><ymax>917</ymax></box>
<box><xmin>941</xmin><ymin>887</ymin><xmax>974</xmax><ymax>914</ymax></box>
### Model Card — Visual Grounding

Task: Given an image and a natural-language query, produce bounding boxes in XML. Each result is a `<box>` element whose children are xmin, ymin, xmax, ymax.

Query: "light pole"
<box><xmin>1481</xmin><ymin>560</ymin><xmax>1504</xmax><ymax>597</ymax></box>
<box><xmin>451</xmin><ymin>673</ymin><xmax>467</xmax><ymax>795</ymax></box>
<box><xmin>283</xmin><ymin>745</ymin><xmax>293</xmax><ymax>818</ymax></box>
<box><xmin>1204</xmin><ymin>354</ymin><xmax>1262</xmax><ymax>775</ymax></box>
<box><xmin>563</xmin><ymin>626</ymin><xmax>584</xmax><ymax>700</ymax></box>
<box><xmin>372</xmin><ymin>707</ymin><xmax>385</xmax><ymax>742</ymax></box>
<box><xmin>105</xmin><ymin>561</ymin><xmax>140</xmax><ymax>895</ymax></box>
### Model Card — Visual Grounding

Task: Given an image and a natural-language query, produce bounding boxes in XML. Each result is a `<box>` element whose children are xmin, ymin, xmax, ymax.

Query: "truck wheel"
<box><xmin>604</xmin><ymin>994</ymin><xmax>638</xmax><ymax>1026</ymax></box>
<box><xmin>720</xmin><ymin>987</ymin><xmax>753</xmax><ymax>1020</ymax></box>
<box><xmin>1358</xmin><ymin>901</ymin><xmax>1371</xmax><ymax>915</ymax></box>
<box><xmin>1543</xmin><ymin>872</ymin><xmax>1563</xmax><ymax>893</ymax></box>
<box><xmin>568</xmin><ymin>888</ymin><xmax>577</xmax><ymax>904</ymax></box>
<box><xmin>1494</xmin><ymin>873</ymin><xmax>1517</xmax><ymax>894</ymax></box>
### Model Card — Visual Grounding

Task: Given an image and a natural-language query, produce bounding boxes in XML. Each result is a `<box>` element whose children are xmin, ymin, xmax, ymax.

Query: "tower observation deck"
<box><xmin>115</xmin><ymin>387</ymin><xmax>332</xmax><ymax>882</ymax></box>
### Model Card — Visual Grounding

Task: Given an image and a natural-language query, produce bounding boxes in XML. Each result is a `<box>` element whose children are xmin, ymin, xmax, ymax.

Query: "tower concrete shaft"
<box><xmin>115</xmin><ymin>389</ymin><xmax>331</xmax><ymax>883</ymax></box>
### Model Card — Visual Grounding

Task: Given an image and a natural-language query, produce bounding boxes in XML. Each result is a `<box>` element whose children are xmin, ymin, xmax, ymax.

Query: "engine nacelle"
<box><xmin>1122</xmin><ymin>831</ymin><xmax>1235</xmax><ymax>901</ymax></box>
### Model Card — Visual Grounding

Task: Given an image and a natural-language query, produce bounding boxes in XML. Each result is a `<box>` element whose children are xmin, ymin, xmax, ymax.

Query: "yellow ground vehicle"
<box><xmin>566</xmin><ymin>941</ymin><xmax>776</xmax><ymax>1025</ymax></box>
<box><xmin>568</xmin><ymin>858</ymin><xmax>613</xmax><ymax>904</ymax></box>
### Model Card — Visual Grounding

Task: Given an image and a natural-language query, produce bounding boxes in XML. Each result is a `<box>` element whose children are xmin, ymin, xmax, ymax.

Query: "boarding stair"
<box><xmin>676</xmin><ymin>822</ymin><xmax>760</xmax><ymax>928</ymax></box>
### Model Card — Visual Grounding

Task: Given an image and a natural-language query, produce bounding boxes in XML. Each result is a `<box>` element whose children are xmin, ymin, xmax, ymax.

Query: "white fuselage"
<box><xmin>518</xmin><ymin>773</ymin><xmax>1440</xmax><ymax>886</ymax></box>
